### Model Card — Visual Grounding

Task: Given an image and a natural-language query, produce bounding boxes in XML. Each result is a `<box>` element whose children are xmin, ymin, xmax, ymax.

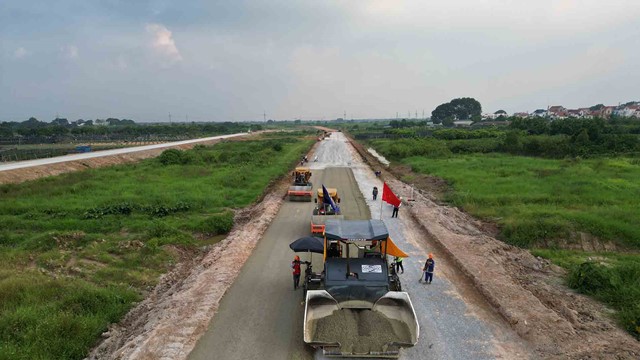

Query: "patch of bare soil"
<box><xmin>349</xmin><ymin>138</ymin><xmax>639</xmax><ymax>359</ymax></box>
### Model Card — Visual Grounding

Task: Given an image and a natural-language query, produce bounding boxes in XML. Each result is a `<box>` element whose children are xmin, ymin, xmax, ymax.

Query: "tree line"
<box><xmin>0</xmin><ymin>117</ymin><xmax>258</xmax><ymax>142</ymax></box>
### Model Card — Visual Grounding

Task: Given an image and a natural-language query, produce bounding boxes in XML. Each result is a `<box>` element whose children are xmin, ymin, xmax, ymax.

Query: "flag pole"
<box><xmin>379</xmin><ymin>182</ymin><xmax>384</xmax><ymax>219</ymax></box>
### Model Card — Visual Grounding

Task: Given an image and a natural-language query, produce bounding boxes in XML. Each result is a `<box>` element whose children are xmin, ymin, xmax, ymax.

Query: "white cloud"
<box><xmin>14</xmin><ymin>47</ymin><xmax>28</xmax><ymax>59</ymax></box>
<box><xmin>145</xmin><ymin>23</ymin><xmax>182</xmax><ymax>65</ymax></box>
<box><xmin>60</xmin><ymin>44</ymin><xmax>79</xmax><ymax>59</ymax></box>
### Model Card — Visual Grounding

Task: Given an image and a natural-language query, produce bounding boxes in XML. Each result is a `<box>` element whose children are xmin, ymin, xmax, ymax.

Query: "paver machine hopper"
<box><xmin>288</xmin><ymin>167</ymin><xmax>313</xmax><ymax>201</ymax></box>
<box><xmin>303</xmin><ymin>219</ymin><xmax>419</xmax><ymax>358</ymax></box>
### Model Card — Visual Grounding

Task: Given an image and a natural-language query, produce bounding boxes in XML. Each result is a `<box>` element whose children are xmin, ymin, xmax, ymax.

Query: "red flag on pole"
<box><xmin>382</xmin><ymin>182</ymin><xmax>401</xmax><ymax>207</ymax></box>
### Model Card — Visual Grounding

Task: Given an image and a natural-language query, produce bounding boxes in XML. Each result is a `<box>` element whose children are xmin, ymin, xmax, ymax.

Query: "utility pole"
<box><xmin>263</xmin><ymin>111</ymin><xmax>266</xmax><ymax>122</ymax></box>
<box><xmin>344</xmin><ymin>110</ymin><xmax>347</xmax><ymax>119</ymax></box>
<box><xmin>422</xmin><ymin>109</ymin><xmax>425</xmax><ymax>119</ymax></box>
<box><xmin>168</xmin><ymin>112</ymin><xmax>172</xmax><ymax>124</ymax></box>
<box><xmin>415</xmin><ymin>110</ymin><xmax>418</xmax><ymax>119</ymax></box>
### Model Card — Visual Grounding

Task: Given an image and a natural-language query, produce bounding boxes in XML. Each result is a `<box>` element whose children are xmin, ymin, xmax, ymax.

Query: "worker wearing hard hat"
<box><xmin>292</xmin><ymin>256</ymin><xmax>302</xmax><ymax>290</ymax></box>
<box><xmin>421</xmin><ymin>253</ymin><xmax>435</xmax><ymax>284</ymax></box>
<box><xmin>291</xmin><ymin>255</ymin><xmax>310</xmax><ymax>290</ymax></box>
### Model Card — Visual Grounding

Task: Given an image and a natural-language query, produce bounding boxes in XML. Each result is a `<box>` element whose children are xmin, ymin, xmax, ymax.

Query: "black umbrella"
<box><xmin>289</xmin><ymin>236</ymin><xmax>324</xmax><ymax>254</ymax></box>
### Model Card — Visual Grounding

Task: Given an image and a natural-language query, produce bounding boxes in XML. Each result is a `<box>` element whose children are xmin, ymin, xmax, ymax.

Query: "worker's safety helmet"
<box><xmin>428</xmin><ymin>253</ymin><xmax>433</xmax><ymax>259</ymax></box>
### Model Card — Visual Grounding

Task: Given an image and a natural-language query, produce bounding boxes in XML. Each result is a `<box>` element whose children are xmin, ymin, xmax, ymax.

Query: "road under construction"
<box><xmin>188</xmin><ymin>132</ymin><xmax>528</xmax><ymax>359</ymax></box>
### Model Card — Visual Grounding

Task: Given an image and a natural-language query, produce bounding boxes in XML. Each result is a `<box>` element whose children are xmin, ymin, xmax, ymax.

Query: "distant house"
<box><xmin>567</xmin><ymin>109</ymin><xmax>581</xmax><ymax>118</ymax></box>
<box><xmin>453</xmin><ymin>120</ymin><xmax>474</xmax><ymax>127</ymax></box>
<box><xmin>599</xmin><ymin>106</ymin><xmax>616</xmax><ymax>118</ymax></box>
<box><xmin>614</xmin><ymin>105</ymin><xmax>640</xmax><ymax>117</ymax></box>
<box><xmin>578</xmin><ymin>108</ymin><xmax>593</xmax><ymax>118</ymax></box>
<box><xmin>548</xmin><ymin>106</ymin><xmax>567</xmax><ymax>118</ymax></box>
<box><xmin>532</xmin><ymin>109</ymin><xmax>548</xmax><ymax>117</ymax></box>
<box><xmin>472</xmin><ymin>120</ymin><xmax>511</xmax><ymax>128</ymax></box>
<box><xmin>513</xmin><ymin>112</ymin><xmax>529</xmax><ymax>118</ymax></box>
<box><xmin>483</xmin><ymin>110</ymin><xmax>509</xmax><ymax>120</ymax></box>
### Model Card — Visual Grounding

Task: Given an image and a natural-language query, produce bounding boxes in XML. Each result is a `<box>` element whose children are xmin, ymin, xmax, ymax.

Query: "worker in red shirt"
<box><xmin>291</xmin><ymin>256</ymin><xmax>310</xmax><ymax>290</ymax></box>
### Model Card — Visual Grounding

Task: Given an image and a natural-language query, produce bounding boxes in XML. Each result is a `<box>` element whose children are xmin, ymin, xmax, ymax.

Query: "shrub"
<box><xmin>195</xmin><ymin>212</ymin><xmax>234</xmax><ymax>235</ymax></box>
<box><xmin>158</xmin><ymin>149</ymin><xmax>184</xmax><ymax>165</ymax></box>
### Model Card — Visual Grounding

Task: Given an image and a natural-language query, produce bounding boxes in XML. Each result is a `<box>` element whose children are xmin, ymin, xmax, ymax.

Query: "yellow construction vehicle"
<box><xmin>288</xmin><ymin>167</ymin><xmax>313</xmax><ymax>201</ymax></box>
<box><xmin>311</xmin><ymin>187</ymin><xmax>343</xmax><ymax>234</ymax></box>
<box><xmin>303</xmin><ymin>219</ymin><xmax>419</xmax><ymax>357</ymax></box>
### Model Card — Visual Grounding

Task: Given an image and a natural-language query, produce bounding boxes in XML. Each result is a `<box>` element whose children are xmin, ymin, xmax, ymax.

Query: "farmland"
<box><xmin>0</xmin><ymin>134</ymin><xmax>313</xmax><ymax>359</ymax></box>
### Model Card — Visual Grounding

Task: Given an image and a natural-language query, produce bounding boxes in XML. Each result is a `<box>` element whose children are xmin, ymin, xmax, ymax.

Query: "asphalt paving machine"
<box><xmin>311</xmin><ymin>187</ymin><xmax>344</xmax><ymax>235</ymax></box>
<box><xmin>288</xmin><ymin>167</ymin><xmax>313</xmax><ymax>201</ymax></box>
<box><xmin>303</xmin><ymin>219</ymin><xmax>419</xmax><ymax>358</ymax></box>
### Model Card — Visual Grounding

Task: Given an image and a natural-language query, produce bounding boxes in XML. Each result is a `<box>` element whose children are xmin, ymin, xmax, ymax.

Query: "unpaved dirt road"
<box><xmin>188</xmin><ymin>132</ymin><xmax>529</xmax><ymax>359</ymax></box>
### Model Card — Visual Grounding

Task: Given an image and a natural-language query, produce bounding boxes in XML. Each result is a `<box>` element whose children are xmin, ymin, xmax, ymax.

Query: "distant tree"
<box><xmin>22</xmin><ymin>117</ymin><xmax>46</xmax><ymax>128</ymax></box>
<box><xmin>442</xmin><ymin>116</ymin><xmax>455</xmax><ymax>127</ymax></box>
<box><xmin>431</xmin><ymin>97</ymin><xmax>482</xmax><ymax>123</ymax></box>
<box><xmin>106</xmin><ymin>118</ymin><xmax>120</xmax><ymax>126</ymax></box>
<box><xmin>51</xmin><ymin>118</ymin><xmax>69</xmax><ymax>126</ymax></box>
<box><xmin>590</xmin><ymin>104</ymin><xmax>605</xmax><ymax>111</ymax></box>
<box><xmin>495</xmin><ymin>110</ymin><xmax>507</xmax><ymax>115</ymax></box>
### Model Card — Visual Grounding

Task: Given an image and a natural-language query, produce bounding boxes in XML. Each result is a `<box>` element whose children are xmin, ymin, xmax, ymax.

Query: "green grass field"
<box><xmin>0</xmin><ymin>134</ymin><xmax>313</xmax><ymax>359</ymax></box>
<box><xmin>404</xmin><ymin>154</ymin><xmax>640</xmax><ymax>249</ymax></box>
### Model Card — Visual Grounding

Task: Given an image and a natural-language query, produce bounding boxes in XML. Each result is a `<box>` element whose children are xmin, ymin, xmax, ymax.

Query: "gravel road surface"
<box><xmin>189</xmin><ymin>132</ymin><xmax>529</xmax><ymax>359</ymax></box>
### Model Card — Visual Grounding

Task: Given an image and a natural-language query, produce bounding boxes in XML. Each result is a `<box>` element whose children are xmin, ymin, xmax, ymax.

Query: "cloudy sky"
<box><xmin>1</xmin><ymin>1</ymin><xmax>639</xmax><ymax>122</ymax></box>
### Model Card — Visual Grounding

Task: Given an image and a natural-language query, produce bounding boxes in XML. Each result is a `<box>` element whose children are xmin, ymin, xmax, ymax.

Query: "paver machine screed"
<box><xmin>303</xmin><ymin>219</ymin><xmax>419</xmax><ymax>358</ymax></box>
<box><xmin>288</xmin><ymin>167</ymin><xmax>313</xmax><ymax>201</ymax></box>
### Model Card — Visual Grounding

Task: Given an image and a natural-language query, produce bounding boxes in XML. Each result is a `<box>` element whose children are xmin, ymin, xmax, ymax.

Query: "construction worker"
<box><xmin>292</xmin><ymin>256</ymin><xmax>302</xmax><ymax>290</ymax></box>
<box><xmin>372</xmin><ymin>186</ymin><xmax>378</xmax><ymax>200</ymax></box>
<box><xmin>394</xmin><ymin>256</ymin><xmax>404</xmax><ymax>274</ymax></box>
<box><xmin>292</xmin><ymin>255</ymin><xmax>310</xmax><ymax>290</ymax></box>
<box><xmin>392</xmin><ymin>197</ymin><xmax>402</xmax><ymax>218</ymax></box>
<box><xmin>421</xmin><ymin>253</ymin><xmax>435</xmax><ymax>284</ymax></box>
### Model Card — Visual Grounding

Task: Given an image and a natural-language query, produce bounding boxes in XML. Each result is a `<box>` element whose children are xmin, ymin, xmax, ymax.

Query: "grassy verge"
<box><xmin>0</xmin><ymin>134</ymin><xmax>313</xmax><ymax>359</ymax></box>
